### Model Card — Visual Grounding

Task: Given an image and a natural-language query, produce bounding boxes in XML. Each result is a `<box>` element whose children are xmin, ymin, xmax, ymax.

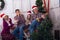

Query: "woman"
<box><xmin>25</xmin><ymin>11</ymin><xmax>32</xmax><ymax>25</ymax></box>
<box><xmin>22</xmin><ymin>11</ymin><xmax>32</xmax><ymax>40</ymax></box>
<box><xmin>1</xmin><ymin>14</ymin><xmax>15</xmax><ymax>40</ymax></box>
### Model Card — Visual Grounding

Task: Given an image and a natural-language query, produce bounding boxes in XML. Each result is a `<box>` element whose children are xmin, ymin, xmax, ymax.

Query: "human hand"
<box><xmin>41</xmin><ymin>14</ymin><xmax>46</xmax><ymax>19</ymax></box>
<box><xmin>14</xmin><ymin>20</ymin><xmax>18</xmax><ymax>24</ymax></box>
<box><xmin>36</xmin><ymin>18</ymin><xmax>40</xmax><ymax>22</ymax></box>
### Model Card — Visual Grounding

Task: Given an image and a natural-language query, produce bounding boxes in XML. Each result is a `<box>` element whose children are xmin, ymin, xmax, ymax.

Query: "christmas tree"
<box><xmin>36</xmin><ymin>0</ymin><xmax>46</xmax><ymax>13</ymax></box>
<box><xmin>31</xmin><ymin>0</ymin><xmax>53</xmax><ymax>40</ymax></box>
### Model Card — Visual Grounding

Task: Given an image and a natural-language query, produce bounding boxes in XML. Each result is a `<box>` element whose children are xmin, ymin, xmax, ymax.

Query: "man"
<box><xmin>29</xmin><ymin>6</ymin><xmax>46</xmax><ymax>35</ymax></box>
<box><xmin>12</xmin><ymin>9</ymin><xmax>25</xmax><ymax>40</ymax></box>
<box><xmin>31</xmin><ymin>6</ymin><xmax>42</xmax><ymax>21</ymax></box>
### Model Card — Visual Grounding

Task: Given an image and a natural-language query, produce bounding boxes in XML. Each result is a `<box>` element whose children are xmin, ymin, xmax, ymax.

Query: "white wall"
<box><xmin>50</xmin><ymin>0</ymin><xmax>59</xmax><ymax>8</ymax></box>
<box><xmin>49</xmin><ymin>0</ymin><xmax>60</xmax><ymax>30</ymax></box>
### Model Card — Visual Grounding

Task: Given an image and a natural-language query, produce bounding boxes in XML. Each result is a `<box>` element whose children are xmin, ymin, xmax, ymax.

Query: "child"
<box><xmin>12</xmin><ymin>9</ymin><xmax>26</xmax><ymax>40</ymax></box>
<box><xmin>0</xmin><ymin>14</ymin><xmax>15</xmax><ymax>40</ymax></box>
<box><xmin>25</xmin><ymin>11</ymin><xmax>32</xmax><ymax>25</ymax></box>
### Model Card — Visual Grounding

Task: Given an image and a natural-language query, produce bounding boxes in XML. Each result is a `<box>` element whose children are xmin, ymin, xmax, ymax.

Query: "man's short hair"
<box><xmin>15</xmin><ymin>9</ymin><xmax>20</xmax><ymax>12</ymax></box>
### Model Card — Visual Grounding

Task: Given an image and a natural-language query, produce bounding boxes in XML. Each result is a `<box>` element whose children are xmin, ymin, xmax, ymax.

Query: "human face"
<box><xmin>16</xmin><ymin>11</ymin><xmax>20</xmax><ymax>15</ymax></box>
<box><xmin>27</xmin><ymin>14</ymin><xmax>31</xmax><ymax>20</ymax></box>
<box><xmin>33</xmin><ymin>8</ymin><xmax>38</xmax><ymax>14</ymax></box>
<box><xmin>4</xmin><ymin>15</ymin><xmax>9</xmax><ymax>20</ymax></box>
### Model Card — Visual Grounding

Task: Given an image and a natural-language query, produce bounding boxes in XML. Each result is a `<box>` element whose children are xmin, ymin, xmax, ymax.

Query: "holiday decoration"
<box><xmin>32</xmin><ymin>6</ymin><xmax>38</xmax><ymax>10</ymax></box>
<box><xmin>0</xmin><ymin>13</ymin><xmax>6</xmax><ymax>18</ymax></box>
<box><xmin>32</xmin><ymin>0</ymin><xmax>53</xmax><ymax>40</ymax></box>
<box><xmin>36</xmin><ymin>0</ymin><xmax>46</xmax><ymax>13</ymax></box>
<box><xmin>0</xmin><ymin>0</ymin><xmax>5</xmax><ymax>10</ymax></box>
<box><xmin>27</xmin><ymin>11</ymin><xmax>31</xmax><ymax>15</ymax></box>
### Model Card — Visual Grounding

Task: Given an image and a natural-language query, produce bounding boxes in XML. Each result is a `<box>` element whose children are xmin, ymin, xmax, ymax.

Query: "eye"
<box><xmin>0</xmin><ymin>0</ymin><xmax>5</xmax><ymax>10</ymax></box>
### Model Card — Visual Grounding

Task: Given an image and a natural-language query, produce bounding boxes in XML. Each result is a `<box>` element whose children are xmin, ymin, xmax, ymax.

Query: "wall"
<box><xmin>49</xmin><ymin>0</ymin><xmax>60</xmax><ymax>30</ymax></box>
<box><xmin>49</xmin><ymin>0</ymin><xmax>60</xmax><ymax>38</ymax></box>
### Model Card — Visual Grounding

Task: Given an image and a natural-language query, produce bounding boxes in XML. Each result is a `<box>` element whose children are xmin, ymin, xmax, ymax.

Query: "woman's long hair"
<box><xmin>27</xmin><ymin>14</ymin><xmax>32</xmax><ymax>21</ymax></box>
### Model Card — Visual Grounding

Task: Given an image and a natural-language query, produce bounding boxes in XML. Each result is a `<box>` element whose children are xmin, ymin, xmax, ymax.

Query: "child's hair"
<box><xmin>15</xmin><ymin>9</ymin><xmax>20</xmax><ymax>12</ymax></box>
<box><xmin>6</xmin><ymin>15</ymin><xmax>9</xmax><ymax>17</ymax></box>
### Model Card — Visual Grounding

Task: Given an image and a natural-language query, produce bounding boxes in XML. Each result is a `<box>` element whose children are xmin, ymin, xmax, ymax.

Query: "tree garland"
<box><xmin>0</xmin><ymin>0</ymin><xmax>5</xmax><ymax>10</ymax></box>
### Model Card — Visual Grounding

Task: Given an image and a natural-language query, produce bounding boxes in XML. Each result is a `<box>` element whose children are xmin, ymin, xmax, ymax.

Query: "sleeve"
<box><xmin>22</xmin><ymin>14</ymin><xmax>26</xmax><ymax>23</ymax></box>
<box><xmin>14</xmin><ymin>16</ymin><xmax>18</xmax><ymax>20</ymax></box>
<box><xmin>14</xmin><ymin>16</ymin><xmax>18</xmax><ymax>24</ymax></box>
<box><xmin>9</xmin><ymin>18</ymin><xmax>14</xmax><ymax>27</ymax></box>
<box><xmin>14</xmin><ymin>16</ymin><xmax>17</xmax><ymax>20</ymax></box>
<box><xmin>3</xmin><ymin>19</ymin><xmax>9</xmax><ymax>29</ymax></box>
<box><xmin>31</xmin><ymin>14</ymin><xmax>34</xmax><ymax>21</ymax></box>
